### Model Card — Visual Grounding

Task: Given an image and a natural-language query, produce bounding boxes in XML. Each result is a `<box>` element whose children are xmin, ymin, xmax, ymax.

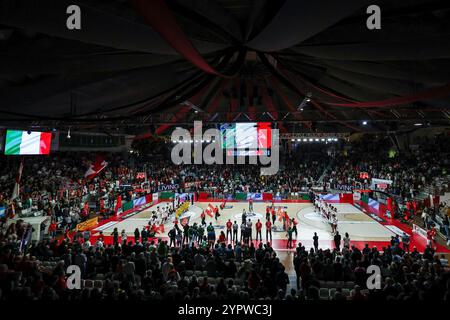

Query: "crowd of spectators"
<box><xmin>293</xmin><ymin>241</ymin><xmax>449</xmax><ymax>301</ymax></box>
<box><xmin>0</xmin><ymin>134</ymin><xmax>449</xmax><ymax>301</ymax></box>
<box><xmin>0</xmin><ymin>234</ymin><xmax>449</xmax><ymax>301</ymax></box>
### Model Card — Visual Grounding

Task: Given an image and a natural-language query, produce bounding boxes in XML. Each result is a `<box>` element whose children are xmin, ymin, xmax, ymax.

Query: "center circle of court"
<box><xmin>233</xmin><ymin>212</ymin><xmax>263</xmax><ymax>221</ymax></box>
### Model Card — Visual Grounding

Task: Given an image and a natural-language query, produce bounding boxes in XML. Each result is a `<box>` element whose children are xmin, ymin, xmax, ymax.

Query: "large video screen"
<box><xmin>220</xmin><ymin>122</ymin><xmax>271</xmax><ymax>149</ymax></box>
<box><xmin>4</xmin><ymin>130</ymin><xmax>52</xmax><ymax>155</ymax></box>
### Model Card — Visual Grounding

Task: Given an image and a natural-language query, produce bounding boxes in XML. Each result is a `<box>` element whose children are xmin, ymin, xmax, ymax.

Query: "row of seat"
<box><xmin>318</xmin><ymin>280</ymin><xmax>356</xmax><ymax>288</ymax></box>
<box><xmin>319</xmin><ymin>287</ymin><xmax>369</xmax><ymax>300</ymax></box>
<box><xmin>82</xmin><ymin>276</ymin><xmax>247</xmax><ymax>289</ymax></box>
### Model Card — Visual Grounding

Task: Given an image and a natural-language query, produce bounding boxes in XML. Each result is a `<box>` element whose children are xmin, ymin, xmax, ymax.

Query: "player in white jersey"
<box><xmin>331</xmin><ymin>213</ymin><xmax>338</xmax><ymax>234</ymax></box>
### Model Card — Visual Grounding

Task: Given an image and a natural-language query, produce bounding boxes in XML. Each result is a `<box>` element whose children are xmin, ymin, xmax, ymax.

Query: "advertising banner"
<box><xmin>246</xmin><ymin>193</ymin><xmax>263</xmax><ymax>201</ymax></box>
<box><xmin>331</xmin><ymin>183</ymin><xmax>355</xmax><ymax>192</ymax></box>
<box><xmin>371</xmin><ymin>178</ymin><xmax>393</xmax><ymax>189</ymax></box>
<box><xmin>157</xmin><ymin>184</ymin><xmax>179</xmax><ymax>192</ymax></box>
<box><xmin>412</xmin><ymin>224</ymin><xmax>427</xmax><ymax>239</ymax></box>
<box><xmin>76</xmin><ymin>217</ymin><xmax>99</xmax><ymax>232</ymax></box>
<box><xmin>133</xmin><ymin>196</ymin><xmax>146</xmax><ymax>207</ymax></box>
<box><xmin>235</xmin><ymin>192</ymin><xmax>247</xmax><ymax>200</ymax></box>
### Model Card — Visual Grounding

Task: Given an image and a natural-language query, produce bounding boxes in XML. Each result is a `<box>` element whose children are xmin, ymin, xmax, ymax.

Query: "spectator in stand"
<box><xmin>443</xmin><ymin>215</ymin><xmax>450</xmax><ymax>246</ymax></box>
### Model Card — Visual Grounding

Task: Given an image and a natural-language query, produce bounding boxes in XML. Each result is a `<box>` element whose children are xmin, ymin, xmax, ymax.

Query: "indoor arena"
<box><xmin>0</xmin><ymin>0</ymin><xmax>449</xmax><ymax>309</ymax></box>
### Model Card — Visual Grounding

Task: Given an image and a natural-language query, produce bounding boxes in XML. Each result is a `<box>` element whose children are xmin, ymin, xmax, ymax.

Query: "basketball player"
<box><xmin>265</xmin><ymin>219</ymin><xmax>272</xmax><ymax>242</ymax></box>
<box><xmin>255</xmin><ymin>219</ymin><xmax>262</xmax><ymax>241</ymax></box>
<box><xmin>162</xmin><ymin>208</ymin><xmax>168</xmax><ymax>223</ymax></box>
<box><xmin>249</xmin><ymin>198</ymin><xmax>254</xmax><ymax>212</ymax></box>
<box><xmin>271</xmin><ymin>207</ymin><xmax>276</xmax><ymax>226</ymax></box>
<box><xmin>226</xmin><ymin>219</ymin><xmax>233</xmax><ymax>241</ymax></box>
<box><xmin>331</xmin><ymin>213</ymin><xmax>338</xmax><ymax>234</ymax></box>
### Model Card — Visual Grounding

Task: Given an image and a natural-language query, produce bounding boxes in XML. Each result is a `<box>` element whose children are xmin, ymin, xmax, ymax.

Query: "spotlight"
<box><xmin>414</xmin><ymin>123</ymin><xmax>423</xmax><ymax>126</ymax></box>
<box><xmin>309</xmin><ymin>138</ymin><xmax>313</xmax><ymax>142</ymax></box>
<box><xmin>315</xmin><ymin>138</ymin><xmax>319</xmax><ymax>142</ymax></box>
<box><xmin>362</xmin><ymin>121</ymin><xmax>368</xmax><ymax>125</ymax></box>
<box><xmin>297</xmin><ymin>139</ymin><xmax>301</xmax><ymax>142</ymax></box>
<box><xmin>333</xmin><ymin>138</ymin><xmax>338</xmax><ymax>141</ymax></box>
<box><xmin>67</xmin><ymin>128</ymin><xmax>71</xmax><ymax>139</ymax></box>
<box><xmin>291</xmin><ymin>139</ymin><xmax>295</xmax><ymax>142</ymax></box>
<box><xmin>303</xmin><ymin>139</ymin><xmax>307</xmax><ymax>142</ymax></box>
<box><xmin>321</xmin><ymin>138</ymin><xmax>325</xmax><ymax>141</ymax></box>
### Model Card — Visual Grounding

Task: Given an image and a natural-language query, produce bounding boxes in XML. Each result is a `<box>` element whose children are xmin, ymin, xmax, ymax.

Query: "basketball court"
<box><xmin>88</xmin><ymin>199</ymin><xmax>450</xmax><ymax>252</ymax></box>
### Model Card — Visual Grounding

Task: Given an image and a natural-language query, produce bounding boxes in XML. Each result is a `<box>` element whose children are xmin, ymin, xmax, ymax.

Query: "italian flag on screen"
<box><xmin>5</xmin><ymin>130</ymin><xmax>52</xmax><ymax>155</ymax></box>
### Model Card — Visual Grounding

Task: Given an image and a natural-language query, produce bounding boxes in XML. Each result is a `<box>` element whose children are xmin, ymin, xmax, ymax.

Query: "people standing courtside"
<box><xmin>226</xmin><ymin>219</ymin><xmax>233</xmax><ymax>242</ymax></box>
<box><xmin>255</xmin><ymin>219</ymin><xmax>262</xmax><ymax>241</ymax></box>
<box><xmin>232</xmin><ymin>221</ymin><xmax>239</xmax><ymax>243</ymax></box>
<box><xmin>265</xmin><ymin>219</ymin><xmax>272</xmax><ymax>242</ymax></box>
<box><xmin>313</xmin><ymin>232</ymin><xmax>319</xmax><ymax>252</ymax></box>
<box><xmin>334</xmin><ymin>231</ymin><xmax>342</xmax><ymax>251</ymax></box>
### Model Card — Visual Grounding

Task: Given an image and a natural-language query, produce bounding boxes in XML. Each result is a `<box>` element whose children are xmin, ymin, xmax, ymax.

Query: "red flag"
<box><xmin>115</xmin><ymin>195</ymin><xmax>122</xmax><ymax>215</ymax></box>
<box><xmin>84</xmin><ymin>155</ymin><xmax>108</xmax><ymax>180</ymax></box>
